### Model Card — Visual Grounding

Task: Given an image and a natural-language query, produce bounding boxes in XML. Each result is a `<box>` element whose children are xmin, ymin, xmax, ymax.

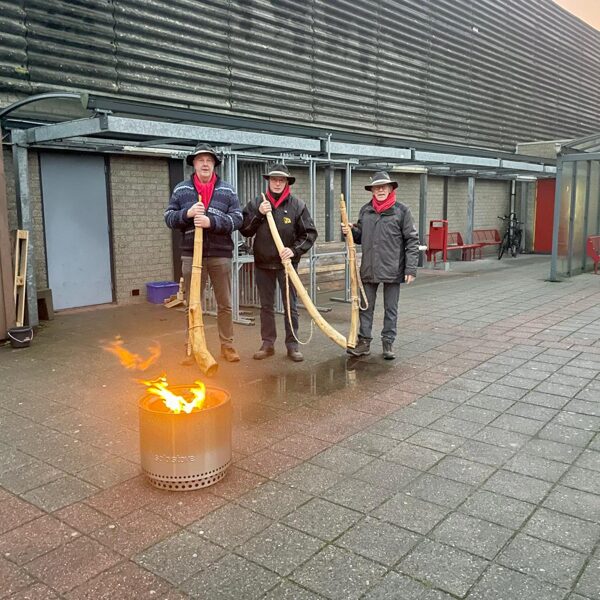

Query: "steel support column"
<box><xmin>520</xmin><ymin>182</ymin><xmax>528</xmax><ymax>252</ymax></box>
<box><xmin>418</xmin><ymin>173</ymin><xmax>428</xmax><ymax>267</ymax></box>
<box><xmin>11</xmin><ymin>130</ymin><xmax>38</xmax><ymax>326</ymax></box>
<box><xmin>566</xmin><ymin>162</ymin><xmax>578</xmax><ymax>276</ymax></box>
<box><xmin>550</xmin><ymin>157</ymin><xmax>564</xmax><ymax>281</ymax></box>
<box><xmin>466</xmin><ymin>176</ymin><xmax>475</xmax><ymax>244</ymax></box>
<box><xmin>582</xmin><ymin>161</ymin><xmax>591</xmax><ymax>271</ymax></box>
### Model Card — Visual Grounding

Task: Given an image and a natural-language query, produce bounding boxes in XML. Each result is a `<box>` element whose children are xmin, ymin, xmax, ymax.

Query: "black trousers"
<box><xmin>254</xmin><ymin>266</ymin><xmax>299</xmax><ymax>350</ymax></box>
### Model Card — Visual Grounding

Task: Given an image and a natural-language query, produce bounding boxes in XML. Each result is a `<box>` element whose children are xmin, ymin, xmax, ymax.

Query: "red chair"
<box><xmin>587</xmin><ymin>235</ymin><xmax>600</xmax><ymax>274</ymax></box>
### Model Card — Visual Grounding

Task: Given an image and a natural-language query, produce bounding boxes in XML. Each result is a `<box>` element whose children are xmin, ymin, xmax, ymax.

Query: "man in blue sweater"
<box><xmin>165</xmin><ymin>143</ymin><xmax>243</xmax><ymax>363</ymax></box>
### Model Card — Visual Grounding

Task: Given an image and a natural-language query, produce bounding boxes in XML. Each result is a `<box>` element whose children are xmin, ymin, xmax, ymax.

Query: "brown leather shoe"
<box><xmin>253</xmin><ymin>346</ymin><xmax>275</xmax><ymax>360</ymax></box>
<box><xmin>221</xmin><ymin>346</ymin><xmax>240</xmax><ymax>363</ymax></box>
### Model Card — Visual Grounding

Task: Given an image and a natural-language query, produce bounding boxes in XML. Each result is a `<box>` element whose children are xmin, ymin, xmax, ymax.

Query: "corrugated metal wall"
<box><xmin>1</xmin><ymin>0</ymin><xmax>600</xmax><ymax>150</ymax></box>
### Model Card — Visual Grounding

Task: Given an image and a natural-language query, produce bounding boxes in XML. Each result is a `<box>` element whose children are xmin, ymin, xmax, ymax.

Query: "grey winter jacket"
<box><xmin>352</xmin><ymin>201</ymin><xmax>419</xmax><ymax>283</ymax></box>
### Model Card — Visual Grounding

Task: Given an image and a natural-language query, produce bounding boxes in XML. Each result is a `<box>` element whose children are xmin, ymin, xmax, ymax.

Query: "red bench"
<box><xmin>472</xmin><ymin>228</ymin><xmax>502</xmax><ymax>259</ymax></box>
<box><xmin>587</xmin><ymin>235</ymin><xmax>600</xmax><ymax>274</ymax></box>
<box><xmin>427</xmin><ymin>231</ymin><xmax>482</xmax><ymax>263</ymax></box>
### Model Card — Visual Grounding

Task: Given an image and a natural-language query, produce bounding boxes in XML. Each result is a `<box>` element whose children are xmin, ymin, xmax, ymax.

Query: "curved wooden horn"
<box><xmin>262</xmin><ymin>194</ymin><xmax>347</xmax><ymax>349</ymax></box>
<box><xmin>188</xmin><ymin>196</ymin><xmax>218</xmax><ymax>376</ymax></box>
<box><xmin>340</xmin><ymin>194</ymin><xmax>359</xmax><ymax>349</ymax></box>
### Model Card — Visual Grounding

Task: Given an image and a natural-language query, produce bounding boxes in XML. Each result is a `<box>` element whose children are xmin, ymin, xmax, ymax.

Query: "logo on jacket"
<box><xmin>283</xmin><ymin>217</ymin><xmax>292</xmax><ymax>224</ymax></box>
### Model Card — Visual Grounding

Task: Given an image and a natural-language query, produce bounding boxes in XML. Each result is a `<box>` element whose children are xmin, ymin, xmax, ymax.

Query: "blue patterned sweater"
<box><xmin>165</xmin><ymin>176</ymin><xmax>243</xmax><ymax>258</ymax></box>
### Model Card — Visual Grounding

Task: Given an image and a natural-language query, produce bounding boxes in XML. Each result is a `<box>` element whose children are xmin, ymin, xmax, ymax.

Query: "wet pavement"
<box><xmin>1</xmin><ymin>256</ymin><xmax>600</xmax><ymax>599</ymax></box>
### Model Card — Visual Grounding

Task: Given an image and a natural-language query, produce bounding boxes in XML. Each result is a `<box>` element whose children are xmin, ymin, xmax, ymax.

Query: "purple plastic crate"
<box><xmin>146</xmin><ymin>281</ymin><xmax>179</xmax><ymax>304</ymax></box>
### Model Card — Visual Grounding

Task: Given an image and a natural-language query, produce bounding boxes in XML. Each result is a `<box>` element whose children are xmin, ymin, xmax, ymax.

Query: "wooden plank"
<box><xmin>14</xmin><ymin>229</ymin><xmax>28</xmax><ymax>328</ymax></box>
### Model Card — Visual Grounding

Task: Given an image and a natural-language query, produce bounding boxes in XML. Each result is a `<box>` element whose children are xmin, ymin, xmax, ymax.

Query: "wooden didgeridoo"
<box><xmin>262</xmin><ymin>194</ymin><xmax>347</xmax><ymax>349</ymax></box>
<box><xmin>187</xmin><ymin>195</ymin><xmax>218</xmax><ymax>375</ymax></box>
<box><xmin>340</xmin><ymin>194</ymin><xmax>359</xmax><ymax>349</ymax></box>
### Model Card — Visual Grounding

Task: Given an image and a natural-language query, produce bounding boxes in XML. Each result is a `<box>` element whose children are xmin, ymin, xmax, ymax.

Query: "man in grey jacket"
<box><xmin>342</xmin><ymin>171</ymin><xmax>419</xmax><ymax>360</ymax></box>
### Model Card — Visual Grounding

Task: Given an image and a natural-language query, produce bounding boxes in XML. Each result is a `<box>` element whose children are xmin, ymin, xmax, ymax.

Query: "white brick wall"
<box><xmin>109</xmin><ymin>155</ymin><xmax>173</xmax><ymax>304</ymax></box>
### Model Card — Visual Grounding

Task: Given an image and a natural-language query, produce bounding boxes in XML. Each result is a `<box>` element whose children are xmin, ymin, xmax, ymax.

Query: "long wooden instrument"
<box><xmin>262</xmin><ymin>194</ymin><xmax>347</xmax><ymax>349</ymax></box>
<box><xmin>340</xmin><ymin>194</ymin><xmax>359</xmax><ymax>349</ymax></box>
<box><xmin>188</xmin><ymin>196</ymin><xmax>218</xmax><ymax>376</ymax></box>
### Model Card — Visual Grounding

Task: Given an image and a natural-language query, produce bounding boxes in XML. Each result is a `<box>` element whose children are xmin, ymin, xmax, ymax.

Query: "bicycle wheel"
<box><xmin>498</xmin><ymin>234</ymin><xmax>508</xmax><ymax>259</ymax></box>
<box><xmin>511</xmin><ymin>232</ymin><xmax>522</xmax><ymax>257</ymax></box>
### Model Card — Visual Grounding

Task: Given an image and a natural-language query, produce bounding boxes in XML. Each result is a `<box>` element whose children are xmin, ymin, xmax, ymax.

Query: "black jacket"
<box><xmin>240</xmin><ymin>193</ymin><xmax>318</xmax><ymax>269</ymax></box>
<box><xmin>352</xmin><ymin>201</ymin><xmax>419</xmax><ymax>283</ymax></box>
<box><xmin>164</xmin><ymin>176</ymin><xmax>243</xmax><ymax>257</ymax></box>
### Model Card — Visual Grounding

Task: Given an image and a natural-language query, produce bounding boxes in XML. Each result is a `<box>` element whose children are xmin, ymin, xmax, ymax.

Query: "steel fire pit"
<box><xmin>139</xmin><ymin>385</ymin><xmax>231</xmax><ymax>491</ymax></box>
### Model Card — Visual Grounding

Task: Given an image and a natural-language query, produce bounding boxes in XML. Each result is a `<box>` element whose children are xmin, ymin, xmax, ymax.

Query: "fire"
<box><xmin>103</xmin><ymin>337</ymin><xmax>160</xmax><ymax>371</ymax></box>
<box><xmin>142</xmin><ymin>376</ymin><xmax>206</xmax><ymax>414</ymax></box>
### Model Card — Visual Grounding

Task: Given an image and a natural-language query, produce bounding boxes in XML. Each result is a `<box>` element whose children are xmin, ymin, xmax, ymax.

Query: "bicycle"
<box><xmin>497</xmin><ymin>213</ymin><xmax>523</xmax><ymax>259</ymax></box>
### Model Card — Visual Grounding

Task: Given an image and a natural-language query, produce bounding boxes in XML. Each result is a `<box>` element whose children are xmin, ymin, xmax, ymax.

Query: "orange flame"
<box><xmin>103</xmin><ymin>338</ymin><xmax>160</xmax><ymax>371</ymax></box>
<box><xmin>141</xmin><ymin>376</ymin><xmax>206</xmax><ymax>414</ymax></box>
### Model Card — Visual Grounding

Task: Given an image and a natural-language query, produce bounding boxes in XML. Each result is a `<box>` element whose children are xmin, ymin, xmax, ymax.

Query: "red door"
<box><xmin>534</xmin><ymin>179</ymin><xmax>555</xmax><ymax>253</ymax></box>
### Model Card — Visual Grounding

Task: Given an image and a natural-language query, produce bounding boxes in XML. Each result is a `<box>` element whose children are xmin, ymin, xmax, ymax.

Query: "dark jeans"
<box><xmin>255</xmin><ymin>266</ymin><xmax>299</xmax><ymax>351</ymax></box>
<box><xmin>359</xmin><ymin>281</ymin><xmax>401</xmax><ymax>343</ymax></box>
<box><xmin>181</xmin><ymin>255</ymin><xmax>234</xmax><ymax>347</ymax></box>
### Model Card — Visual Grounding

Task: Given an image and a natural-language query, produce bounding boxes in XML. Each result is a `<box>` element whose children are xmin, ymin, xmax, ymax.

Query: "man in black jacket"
<box><xmin>241</xmin><ymin>163</ymin><xmax>317</xmax><ymax>362</ymax></box>
<box><xmin>165</xmin><ymin>143</ymin><xmax>243</xmax><ymax>363</ymax></box>
<box><xmin>342</xmin><ymin>171</ymin><xmax>418</xmax><ymax>360</ymax></box>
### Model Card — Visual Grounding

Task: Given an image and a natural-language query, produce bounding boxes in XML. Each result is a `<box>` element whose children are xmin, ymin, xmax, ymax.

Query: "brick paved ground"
<box><xmin>1</xmin><ymin>256</ymin><xmax>599</xmax><ymax>599</ymax></box>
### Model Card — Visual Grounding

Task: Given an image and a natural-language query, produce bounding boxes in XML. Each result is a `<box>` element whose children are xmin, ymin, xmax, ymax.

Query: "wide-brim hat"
<box><xmin>365</xmin><ymin>171</ymin><xmax>398</xmax><ymax>191</ymax></box>
<box><xmin>263</xmin><ymin>163</ymin><xmax>296</xmax><ymax>185</ymax></box>
<box><xmin>186</xmin><ymin>142</ymin><xmax>222</xmax><ymax>166</ymax></box>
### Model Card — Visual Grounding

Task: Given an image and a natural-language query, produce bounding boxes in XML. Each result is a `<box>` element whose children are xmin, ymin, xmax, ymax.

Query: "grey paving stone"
<box><xmin>576</xmin><ymin>449</ymin><xmax>600</xmax><ymax>472</ymax></box>
<box><xmin>392</xmin><ymin>407</ymin><xmax>448</xmax><ymax>428</ymax></box>
<box><xmin>429</xmin><ymin>415</ymin><xmax>485</xmax><ymax>438</ymax></box>
<box><xmin>483</xmin><ymin>383</ymin><xmax>529</xmax><ymax>401</ymax></box>
<box><xmin>546</xmin><ymin>373</ymin><xmax>590</xmax><ymax>390</ymax></box>
<box><xmin>428</xmin><ymin>456</ymin><xmax>495</xmax><ymax>486</ymax></box>
<box><xmin>361</xmin><ymin>571</ymin><xmax>429</xmax><ymax>600</ymax></box>
<box><xmin>536</xmin><ymin>381</ymin><xmax>581</xmax><ymax>398</ymax></box>
<box><xmin>276</xmin><ymin>463</ymin><xmax>343</xmax><ymax>495</ymax></box>
<box><xmin>524</xmin><ymin>507</ymin><xmax>600</xmax><ymax>554</ymax></box>
<box><xmin>591</xmin><ymin>433</ymin><xmax>600</xmax><ymax>452</ymax></box>
<box><xmin>483</xmin><ymin>470</ymin><xmax>552</xmax><ymax>504</ymax></box>
<box><xmin>366</xmin><ymin>419</ymin><xmax>421</xmax><ymax>441</ymax></box>
<box><xmin>309</xmin><ymin>446</ymin><xmax>374</xmax><ymax>475</ymax></box>
<box><xmin>512</xmin><ymin>366</ymin><xmax>555</xmax><ymax>381</ymax></box>
<box><xmin>282</xmin><ymin>498</ymin><xmax>361</xmax><ymax>542</ymax></box>
<box><xmin>565</xmin><ymin>398</ymin><xmax>600</xmax><ymax>417</ymax></box>
<box><xmin>506</xmin><ymin>402</ymin><xmax>558</xmax><ymax>422</ymax></box>
<box><xmin>411</xmin><ymin>398</ymin><xmax>459</xmax><ymax>414</ymax></box>
<box><xmin>188</xmin><ymin>503</ymin><xmax>271</xmax><ymax>548</ymax></box>
<box><xmin>404</xmin><ymin>474</ymin><xmax>473</xmax><ymax>509</ymax></box>
<box><xmin>453</xmin><ymin>440</ymin><xmax>516</xmax><ymax>466</ymax></box>
<box><xmin>431</xmin><ymin>512</ymin><xmax>513</xmax><ymax>560</ymax></box>
<box><xmin>460</xmin><ymin>490</ymin><xmax>535</xmax><ymax>529</ymax></box>
<box><xmin>523</xmin><ymin>439</ymin><xmax>583</xmax><ymax>464</ymax></box>
<box><xmin>495</xmin><ymin>375</ymin><xmax>542</xmax><ymax>391</ymax></box>
<box><xmin>491</xmin><ymin>413</ymin><xmax>544</xmax><ymax>435</ymax></box>
<box><xmin>428</xmin><ymin>387</ymin><xmax>476</xmax><ymax>403</ymax></box>
<box><xmin>0</xmin><ymin>460</ymin><xmax>62</xmax><ymax>495</ymax></box>
<box><xmin>373</xmin><ymin>493</ymin><xmax>450</xmax><ymax>534</ymax></box>
<box><xmin>446</xmin><ymin>377</ymin><xmax>489</xmax><ymax>393</ymax></box>
<box><xmin>134</xmin><ymin>530</ymin><xmax>224</xmax><ymax>585</ymax></box>
<box><xmin>498</xmin><ymin>533</ymin><xmax>586</xmax><ymax>588</ymax></box>
<box><xmin>340</xmin><ymin>432</ymin><xmax>399</xmax><ymax>457</ymax></box>
<box><xmin>354</xmin><ymin>459</ymin><xmax>420</xmax><ymax>491</ymax></box>
<box><xmin>544</xmin><ymin>485</ymin><xmax>600</xmax><ymax>522</ymax></box>
<box><xmin>467</xmin><ymin>394</ymin><xmax>515</xmax><ymax>411</ymax></box>
<box><xmin>237</xmin><ymin>480</ymin><xmax>313</xmax><ymax>519</ymax></box>
<box><xmin>383</xmin><ymin>442</ymin><xmax>443</xmax><ymax>471</ymax></box>
<box><xmin>473</xmin><ymin>425</ymin><xmax>531</xmax><ymax>450</ymax></box>
<box><xmin>406</xmin><ymin>429</ymin><xmax>466</xmax><ymax>454</ymax></box>
<box><xmin>538</xmin><ymin>423</ymin><xmax>595</xmax><ymax>447</ymax></box>
<box><xmin>519</xmin><ymin>391</ymin><xmax>569</xmax><ymax>410</ymax></box>
<box><xmin>561</xmin><ymin>466</ymin><xmax>600</xmax><ymax>494</ymax></box>
<box><xmin>575</xmin><ymin>557</ymin><xmax>600</xmax><ymax>600</ymax></box>
<box><xmin>397</xmin><ymin>539</ymin><xmax>488</xmax><ymax>598</ymax></box>
<box><xmin>320</xmin><ymin>478</ymin><xmax>393</xmax><ymax>513</ymax></box>
<box><xmin>450</xmin><ymin>404</ymin><xmax>500</xmax><ymax>425</ymax></box>
<box><xmin>262</xmin><ymin>581</ymin><xmax>324</xmax><ymax>600</ymax></box>
<box><xmin>22</xmin><ymin>476</ymin><xmax>98</xmax><ymax>512</ymax></box>
<box><xmin>336</xmin><ymin>516</ymin><xmax>420</xmax><ymax>566</ymax></box>
<box><xmin>181</xmin><ymin>553</ymin><xmax>280</xmax><ymax>600</ymax></box>
<box><xmin>504</xmin><ymin>452</ymin><xmax>569</xmax><ymax>482</ymax></box>
<box><xmin>291</xmin><ymin>545</ymin><xmax>386</xmax><ymax>600</ymax></box>
<box><xmin>235</xmin><ymin>523</ymin><xmax>323</xmax><ymax>576</ymax></box>
<box><xmin>554</xmin><ymin>411</ymin><xmax>600</xmax><ymax>431</ymax></box>
<box><xmin>466</xmin><ymin>564</ymin><xmax>568</xmax><ymax>600</ymax></box>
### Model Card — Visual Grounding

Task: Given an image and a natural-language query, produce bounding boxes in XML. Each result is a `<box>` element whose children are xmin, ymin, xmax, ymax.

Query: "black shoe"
<box><xmin>346</xmin><ymin>339</ymin><xmax>371</xmax><ymax>357</ymax></box>
<box><xmin>287</xmin><ymin>349</ymin><xmax>304</xmax><ymax>362</ymax></box>
<box><xmin>382</xmin><ymin>340</ymin><xmax>395</xmax><ymax>360</ymax></box>
<box><xmin>253</xmin><ymin>345</ymin><xmax>275</xmax><ymax>360</ymax></box>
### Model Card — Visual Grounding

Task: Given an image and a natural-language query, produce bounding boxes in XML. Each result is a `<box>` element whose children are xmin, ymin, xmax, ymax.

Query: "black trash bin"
<box><xmin>7</xmin><ymin>326</ymin><xmax>33</xmax><ymax>349</ymax></box>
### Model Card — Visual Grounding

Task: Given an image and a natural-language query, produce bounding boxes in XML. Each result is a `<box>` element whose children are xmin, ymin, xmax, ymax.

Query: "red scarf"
<box><xmin>372</xmin><ymin>189</ymin><xmax>396</xmax><ymax>214</ymax></box>
<box><xmin>266</xmin><ymin>185</ymin><xmax>291</xmax><ymax>209</ymax></box>
<box><xmin>192</xmin><ymin>173</ymin><xmax>217</xmax><ymax>208</ymax></box>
